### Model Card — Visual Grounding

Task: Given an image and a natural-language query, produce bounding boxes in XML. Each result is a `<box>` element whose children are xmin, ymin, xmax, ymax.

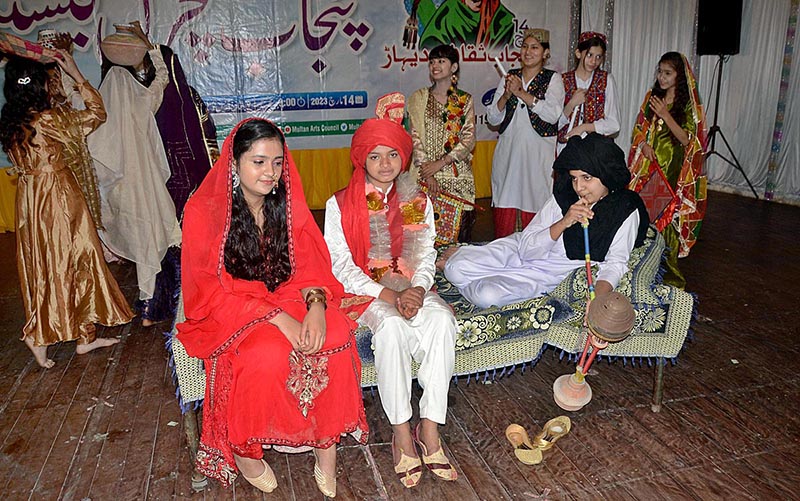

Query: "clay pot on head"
<box><xmin>100</xmin><ymin>25</ymin><xmax>148</xmax><ymax>67</ymax></box>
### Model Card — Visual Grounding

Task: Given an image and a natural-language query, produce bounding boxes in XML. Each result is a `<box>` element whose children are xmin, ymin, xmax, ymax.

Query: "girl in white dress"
<box><xmin>487</xmin><ymin>28</ymin><xmax>564</xmax><ymax>238</ymax></box>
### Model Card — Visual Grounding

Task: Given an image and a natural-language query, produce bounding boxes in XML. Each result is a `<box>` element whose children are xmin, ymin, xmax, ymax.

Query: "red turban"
<box><xmin>349</xmin><ymin>93</ymin><xmax>412</xmax><ymax>171</ymax></box>
<box><xmin>335</xmin><ymin>93</ymin><xmax>413</xmax><ymax>302</ymax></box>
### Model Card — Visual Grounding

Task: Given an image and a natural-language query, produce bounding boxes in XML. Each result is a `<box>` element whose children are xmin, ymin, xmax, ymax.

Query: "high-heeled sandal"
<box><xmin>413</xmin><ymin>423</ymin><xmax>458</xmax><ymax>481</ymax></box>
<box><xmin>532</xmin><ymin>416</ymin><xmax>572</xmax><ymax>451</ymax></box>
<box><xmin>314</xmin><ymin>462</ymin><xmax>337</xmax><ymax>497</ymax></box>
<box><xmin>505</xmin><ymin>423</ymin><xmax>543</xmax><ymax>465</ymax></box>
<box><xmin>391</xmin><ymin>435</ymin><xmax>423</xmax><ymax>488</ymax></box>
<box><xmin>240</xmin><ymin>458</ymin><xmax>277</xmax><ymax>493</ymax></box>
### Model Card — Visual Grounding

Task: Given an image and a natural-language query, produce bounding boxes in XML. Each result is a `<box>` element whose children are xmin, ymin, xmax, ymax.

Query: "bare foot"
<box><xmin>24</xmin><ymin>336</ymin><xmax>55</xmax><ymax>368</ymax></box>
<box><xmin>76</xmin><ymin>337</ymin><xmax>120</xmax><ymax>355</ymax></box>
<box><xmin>435</xmin><ymin>245</ymin><xmax>461</xmax><ymax>272</ymax></box>
<box><xmin>141</xmin><ymin>318</ymin><xmax>155</xmax><ymax>327</ymax></box>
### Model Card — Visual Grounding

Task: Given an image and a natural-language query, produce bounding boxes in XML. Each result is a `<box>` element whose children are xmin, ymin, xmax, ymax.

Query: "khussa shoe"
<box><xmin>532</xmin><ymin>416</ymin><xmax>572</xmax><ymax>451</ymax></box>
<box><xmin>240</xmin><ymin>458</ymin><xmax>278</xmax><ymax>493</ymax></box>
<box><xmin>314</xmin><ymin>462</ymin><xmax>337</xmax><ymax>497</ymax></box>
<box><xmin>413</xmin><ymin>423</ymin><xmax>458</xmax><ymax>481</ymax></box>
<box><xmin>505</xmin><ymin>423</ymin><xmax>543</xmax><ymax>465</ymax></box>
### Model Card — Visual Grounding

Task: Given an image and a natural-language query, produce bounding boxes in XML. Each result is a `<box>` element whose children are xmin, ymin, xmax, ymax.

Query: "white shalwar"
<box><xmin>557</xmin><ymin>71</ymin><xmax>620</xmax><ymax>154</ymax></box>
<box><xmin>487</xmin><ymin>72</ymin><xmax>565</xmax><ymax>213</ymax></box>
<box><xmin>444</xmin><ymin>196</ymin><xmax>639</xmax><ymax>309</ymax></box>
<box><xmin>89</xmin><ymin>49</ymin><xmax>181</xmax><ymax>300</ymax></box>
<box><xmin>324</xmin><ymin>194</ymin><xmax>456</xmax><ymax>425</ymax></box>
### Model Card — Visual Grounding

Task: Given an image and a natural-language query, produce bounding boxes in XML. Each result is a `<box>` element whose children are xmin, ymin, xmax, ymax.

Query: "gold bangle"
<box><xmin>304</xmin><ymin>288</ymin><xmax>326</xmax><ymax>302</ymax></box>
<box><xmin>306</xmin><ymin>295</ymin><xmax>327</xmax><ymax>310</ymax></box>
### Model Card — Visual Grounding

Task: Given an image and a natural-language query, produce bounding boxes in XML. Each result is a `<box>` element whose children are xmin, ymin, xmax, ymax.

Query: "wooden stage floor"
<box><xmin>0</xmin><ymin>191</ymin><xmax>797</xmax><ymax>500</ymax></box>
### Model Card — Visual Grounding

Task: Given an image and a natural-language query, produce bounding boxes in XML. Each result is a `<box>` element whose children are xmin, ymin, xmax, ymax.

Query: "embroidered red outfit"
<box><xmin>177</xmin><ymin>119</ymin><xmax>368</xmax><ymax>488</ymax></box>
<box><xmin>558</xmin><ymin>69</ymin><xmax>607</xmax><ymax>143</ymax></box>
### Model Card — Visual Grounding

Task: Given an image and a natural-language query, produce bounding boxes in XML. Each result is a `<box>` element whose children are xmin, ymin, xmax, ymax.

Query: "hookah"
<box><xmin>552</xmin><ymin>218</ymin><xmax>636</xmax><ymax>411</ymax></box>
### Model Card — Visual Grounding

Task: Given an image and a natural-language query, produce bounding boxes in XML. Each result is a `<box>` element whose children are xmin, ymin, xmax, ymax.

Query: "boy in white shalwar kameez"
<box><xmin>444</xmin><ymin>133</ymin><xmax>649</xmax><ymax>309</ymax></box>
<box><xmin>324</xmin><ymin>93</ymin><xmax>457</xmax><ymax>489</ymax></box>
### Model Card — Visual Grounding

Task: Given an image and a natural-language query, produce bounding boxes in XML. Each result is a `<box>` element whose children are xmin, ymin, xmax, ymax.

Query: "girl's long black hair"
<box><xmin>223</xmin><ymin>120</ymin><xmax>291</xmax><ymax>292</ymax></box>
<box><xmin>649</xmin><ymin>51</ymin><xmax>690</xmax><ymax>144</ymax></box>
<box><xmin>0</xmin><ymin>57</ymin><xmax>51</xmax><ymax>154</ymax></box>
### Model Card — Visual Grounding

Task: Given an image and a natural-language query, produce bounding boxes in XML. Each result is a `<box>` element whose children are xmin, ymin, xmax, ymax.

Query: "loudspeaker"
<box><xmin>697</xmin><ymin>0</ymin><xmax>742</xmax><ymax>55</ymax></box>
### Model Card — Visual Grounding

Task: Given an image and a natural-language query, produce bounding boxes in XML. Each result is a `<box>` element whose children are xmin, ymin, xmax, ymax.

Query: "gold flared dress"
<box><xmin>8</xmin><ymin>82</ymin><xmax>133</xmax><ymax>346</ymax></box>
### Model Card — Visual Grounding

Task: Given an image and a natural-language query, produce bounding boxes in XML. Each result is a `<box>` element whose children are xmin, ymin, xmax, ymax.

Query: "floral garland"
<box><xmin>364</xmin><ymin>172</ymin><xmax>428</xmax><ymax>289</ymax></box>
<box><xmin>442</xmin><ymin>86</ymin><xmax>469</xmax><ymax>156</ymax></box>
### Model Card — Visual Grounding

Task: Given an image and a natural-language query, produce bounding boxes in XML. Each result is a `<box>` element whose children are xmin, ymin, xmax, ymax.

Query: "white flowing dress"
<box><xmin>89</xmin><ymin>48</ymin><xmax>181</xmax><ymax>300</ymax></box>
<box><xmin>487</xmin><ymin>71</ymin><xmax>565</xmax><ymax>213</ymax></box>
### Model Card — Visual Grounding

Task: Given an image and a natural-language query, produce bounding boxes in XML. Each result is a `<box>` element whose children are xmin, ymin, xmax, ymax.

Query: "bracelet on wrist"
<box><xmin>306</xmin><ymin>295</ymin><xmax>327</xmax><ymax>310</ymax></box>
<box><xmin>304</xmin><ymin>288</ymin><xmax>326</xmax><ymax>303</ymax></box>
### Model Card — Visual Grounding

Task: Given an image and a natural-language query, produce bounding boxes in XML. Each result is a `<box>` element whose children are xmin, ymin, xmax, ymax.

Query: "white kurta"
<box><xmin>487</xmin><ymin>71</ymin><xmax>565</xmax><ymax>213</ymax></box>
<box><xmin>444</xmin><ymin>196</ymin><xmax>639</xmax><ymax>309</ymax></box>
<box><xmin>557</xmin><ymin>71</ymin><xmax>620</xmax><ymax>154</ymax></box>
<box><xmin>89</xmin><ymin>48</ymin><xmax>181</xmax><ymax>300</ymax></box>
<box><xmin>324</xmin><ymin>193</ymin><xmax>456</xmax><ymax>425</ymax></box>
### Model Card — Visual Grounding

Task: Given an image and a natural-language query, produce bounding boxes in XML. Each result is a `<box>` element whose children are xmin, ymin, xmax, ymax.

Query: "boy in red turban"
<box><xmin>324</xmin><ymin>93</ymin><xmax>458</xmax><ymax>488</ymax></box>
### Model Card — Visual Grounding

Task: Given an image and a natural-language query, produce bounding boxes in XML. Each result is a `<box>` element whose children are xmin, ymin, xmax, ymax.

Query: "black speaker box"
<box><xmin>697</xmin><ymin>0</ymin><xmax>743</xmax><ymax>56</ymax></box>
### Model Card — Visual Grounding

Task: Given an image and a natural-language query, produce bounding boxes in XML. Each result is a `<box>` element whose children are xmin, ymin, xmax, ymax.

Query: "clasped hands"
<box><xmin>275</xmin><ymin>304</ymin><xmax>326</xmax><ymax>355</ymax></box>
<box><xmin>382</xmin><ymin>286</ymin><xmax>425</xmax><ymax>320</ymax></box>
<box><xmin>503</xmin><ymin>73</ymin><xmax>525</xmax><ymax>99</ymax></box>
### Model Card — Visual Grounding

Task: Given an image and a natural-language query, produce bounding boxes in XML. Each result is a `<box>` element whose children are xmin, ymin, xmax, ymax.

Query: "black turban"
<box><xmin>551</xmin><ymin>133</ymin><xmax>649</xmax><ymax>261</ymax></box>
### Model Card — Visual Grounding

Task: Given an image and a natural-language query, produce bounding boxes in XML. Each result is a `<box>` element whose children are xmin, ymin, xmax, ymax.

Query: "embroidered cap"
<box><xmin>578</xmin><ymin>31</ymin><xmax>607</xmax><ymax>45</ymax></box>
<box><xmin>522</xmin><ymin>28</ymin><xmax>550</xmax><ymax>44</ymax></box>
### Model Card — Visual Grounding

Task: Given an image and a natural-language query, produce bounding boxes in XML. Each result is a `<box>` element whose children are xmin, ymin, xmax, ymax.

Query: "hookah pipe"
<box><xmin>553</xmin><ymin>215</ymin><xmax>635</xmax><ymax>411</ymax></box>
<box><xmin>573</xmin><ymin>219</ymin><xmax>606</xmax><ymax>383</ymax></box>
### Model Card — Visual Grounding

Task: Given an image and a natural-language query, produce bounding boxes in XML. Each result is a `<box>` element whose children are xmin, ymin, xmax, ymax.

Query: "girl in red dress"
<box><xmin>178</xmin><ymin>118</ymin><xmax>368</xmax><ymax>496</ymax></box>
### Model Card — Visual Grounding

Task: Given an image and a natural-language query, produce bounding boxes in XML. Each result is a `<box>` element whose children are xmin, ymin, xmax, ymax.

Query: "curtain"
<box><xmin>611</xmin><ymin>0</ymin><xmax>697</xmax><ymax>157</ymax></box>
<box><xmin>697</xmin><ymin>0</ymin><xmax>791</xmax><ymax>197</ymax></box>
<box><xmin>582</xmin><ymin>0</ymin><xmax>608</xmax><ymax>34</ymax></box>
<box><xmin>772</xmin><ymin>2</ymin><xmax>800</xmax><ymax>203</ymax></box>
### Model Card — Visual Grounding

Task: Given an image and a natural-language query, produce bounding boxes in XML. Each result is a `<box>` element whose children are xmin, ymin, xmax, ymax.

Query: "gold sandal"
<box><xmin>532</xmin><ymin>416</ymin><xmax>572</xmax><ymax>451</ymax></box>
<box><xmin>505</xmin><ymin>423</ymin><xmax>543</xmax><ymax>465</ymax></box>
<box><xmin>240</xmin><ymin>458</ymin><xmax>278</xmax><ymax>493</ymax></box>
<box><xmin>392</xmin><ymin>435</ymin><xmax>423</xmax><ymax>488</ymax></box>
<box><xmin>413</xmin><ymin>423</ymin><xmax>458</xmax><ymax>481</ymax></box>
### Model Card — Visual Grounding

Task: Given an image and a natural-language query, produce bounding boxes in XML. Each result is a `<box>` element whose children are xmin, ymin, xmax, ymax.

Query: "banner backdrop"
<box><xmin>1</xmin><ymin>0</ymin><xmax>571</xmax><ymax>148</ymax></box>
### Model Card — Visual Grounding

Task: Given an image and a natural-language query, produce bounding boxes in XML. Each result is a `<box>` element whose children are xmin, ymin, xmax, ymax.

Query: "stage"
<box><xmin>0</xmin><ymin>191</ymin><xmax>797</xmax><ymax>500</ymax></box>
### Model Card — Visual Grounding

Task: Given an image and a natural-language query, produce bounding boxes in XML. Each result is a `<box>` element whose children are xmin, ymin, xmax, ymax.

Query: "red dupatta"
<box><xmin>177</xmin><ymin>118</ymin><xmax>354</xmax><ymax>486</ymax></box>
<box><xmin>177</xmin><ymin>117</ymin><xmax>346</xmax><ymax>358</ymax></box>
